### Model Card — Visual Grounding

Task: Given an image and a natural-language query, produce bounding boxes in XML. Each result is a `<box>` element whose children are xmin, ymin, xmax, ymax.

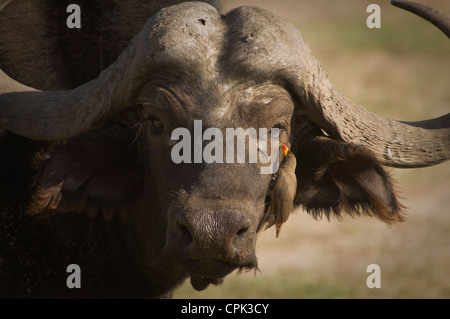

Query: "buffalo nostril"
<box><xmin>175</xmin><ymin>209</ymin><xmax>251</xmax><ymax>257</ymax></box>
<box><xmin>232</xmin><ymin>223</ymin><xmax>250</xmax><ymax>252</ymax></box>
<box><xmin>236</xmin><ymin>225</ymin><xmax>249</xmax><ymax>237</ymax></box>
<box><xmin>177</xmin><ymin>220</ymin><xmax>193</xmax><ymax>244</ymax></box>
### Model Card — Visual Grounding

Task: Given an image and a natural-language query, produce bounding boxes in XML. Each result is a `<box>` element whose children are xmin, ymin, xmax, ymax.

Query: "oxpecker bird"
<box><xmin>266</xmin><ymin>144</ymin><xmax>297</xmax><ymax>237</ymax></box>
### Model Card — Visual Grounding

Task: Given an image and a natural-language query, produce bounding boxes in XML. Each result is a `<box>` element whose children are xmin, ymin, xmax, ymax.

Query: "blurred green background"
<box><xmin>174</xmin><ymin>0</ymin><xmax>450</xmax><ymax>298</ymax></box>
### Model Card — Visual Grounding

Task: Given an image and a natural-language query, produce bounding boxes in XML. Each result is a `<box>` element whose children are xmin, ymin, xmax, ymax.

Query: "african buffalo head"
<box><xmin>0</xmin><ymin>1</ymin><xmax>449</xmax><ymax>295</ymax></box>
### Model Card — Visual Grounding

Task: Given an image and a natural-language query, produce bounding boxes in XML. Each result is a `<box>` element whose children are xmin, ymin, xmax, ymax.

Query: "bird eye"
<box><xmin>149</xmin><ymin>117</ymin><xmax>164</xmax><ymax>135</ymax></box>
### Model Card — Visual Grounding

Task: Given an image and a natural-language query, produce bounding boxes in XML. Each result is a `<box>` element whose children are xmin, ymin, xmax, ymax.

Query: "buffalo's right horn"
<box><xmin>0</xmin><ymin>29</ymin><xmax>150</xmax><ymax>141</ymax></box>
<box><xmin>0</xmin><ymin>8</ymin><xmax>163</xmax><ymax>141</ymax></box>
<box><xmin>0</xmin><ymin>2</ymin><xmax>224</xmax><ymax>141</ymax></box>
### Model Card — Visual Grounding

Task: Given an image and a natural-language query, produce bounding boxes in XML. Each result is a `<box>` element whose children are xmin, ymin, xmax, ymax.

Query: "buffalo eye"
<box><xmin>148</xmin><ymin>117</ymin><xmax>164</xmax><ymax>135</ymax></box>
<box><xmin>272</xmin><ymin>123</ymin><xmax>287</xmax><ymax>133</ymax></box>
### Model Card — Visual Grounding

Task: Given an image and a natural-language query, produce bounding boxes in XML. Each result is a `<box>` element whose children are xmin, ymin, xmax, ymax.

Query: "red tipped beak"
<box><xmin>282</xmin><ymin>144</ymin><xmax>289</xmax><ymax>156</ymax></box>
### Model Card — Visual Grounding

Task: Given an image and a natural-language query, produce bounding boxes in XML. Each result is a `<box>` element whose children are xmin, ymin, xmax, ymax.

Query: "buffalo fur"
<box><xmin>28</xmin><ymin>123</ymin><xmax>144</xmax><ymax>220</ymax></box>
<box><xmin>0</xmin><ymin>125</ymin><xmax>185</xmax><ymax>298</ymax></box>
<box><xmin>292</xmin><ymin>136</ymin><xmax>404</xmax><ymax>224</ymax></box>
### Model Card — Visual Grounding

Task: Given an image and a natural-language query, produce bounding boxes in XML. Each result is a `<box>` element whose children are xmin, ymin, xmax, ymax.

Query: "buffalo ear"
<box><xmin>292</xmin><ymin>137</ymin><xmax>404</xmax><ymax>224</ymax></box>
<box><xmin>28</xmin><ymin>124</ymin><xmax>144</xmax><ymax>220</ymax></box>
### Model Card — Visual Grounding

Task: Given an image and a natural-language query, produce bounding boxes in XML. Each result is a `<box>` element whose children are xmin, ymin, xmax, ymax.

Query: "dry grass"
<box><xmin>174</xmin><ymin>0</ymin><xmax>450</xmax><ymax>299</ymax></box>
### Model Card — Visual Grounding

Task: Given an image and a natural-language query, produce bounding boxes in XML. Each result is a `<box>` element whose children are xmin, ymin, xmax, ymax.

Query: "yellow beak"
<box><xmin>282</xmin><ymin>144</ymin><xmax>289</xmax><ymax>156</ymax></box>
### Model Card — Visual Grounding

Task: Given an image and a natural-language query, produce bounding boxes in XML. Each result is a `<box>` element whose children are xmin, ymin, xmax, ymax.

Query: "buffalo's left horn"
<box><xmin>231</xmin><ymin>1</ymin><xmax>449</xmax><ymax>168</ymax></box>
<box><xmin>308</xmin><ymin>0</ymin><xmax>450</xmax><ymax>168</ymax></box>
<box><xmin>392</xmin><ymin>0</ymin><xmax>450</xmax><ymax>38</ymax></box>
<box><xmin>284</xmin><ymin>1</ymin><xmax>450</xmax><ymax>168</ymax></box>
